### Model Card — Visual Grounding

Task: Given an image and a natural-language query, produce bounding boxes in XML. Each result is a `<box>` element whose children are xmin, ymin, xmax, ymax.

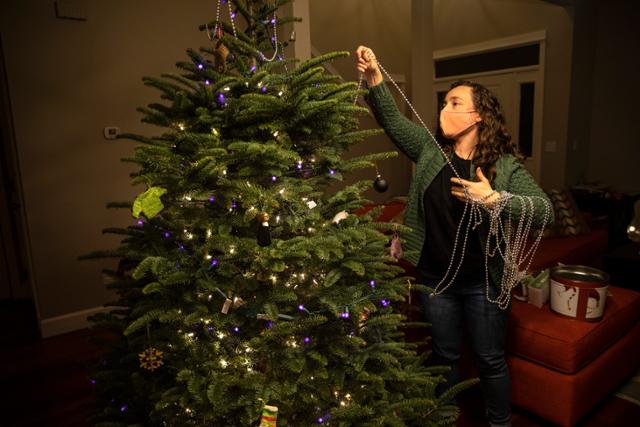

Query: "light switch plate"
<box><xmin>544</xmin><ymin>140</ymin><xmax>557</xmax><ymax>153</ymax></box>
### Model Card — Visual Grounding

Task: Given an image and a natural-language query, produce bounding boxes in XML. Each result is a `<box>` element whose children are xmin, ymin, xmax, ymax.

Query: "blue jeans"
<box><xmin>420</xmin><ymin>277</ymin><xmax>512</xmax><ymax>426</ymax></box>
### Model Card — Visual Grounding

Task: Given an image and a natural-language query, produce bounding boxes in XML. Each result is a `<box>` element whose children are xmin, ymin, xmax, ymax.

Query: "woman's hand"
<box><xmin>355</xmin><ymin>45</ymin><xmax>383</xmax><ymax>87</ymax></box>
<box><xmin>451</xmin><ymin>167</ymin><xmax>500</xmax><ymax>206</ymax></box>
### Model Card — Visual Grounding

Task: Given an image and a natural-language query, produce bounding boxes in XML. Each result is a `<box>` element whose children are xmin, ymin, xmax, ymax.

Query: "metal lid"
<box><xmin>550</xmin><ymin>265</ymin><xmax>610</xmax><ymax>284</ymax></box>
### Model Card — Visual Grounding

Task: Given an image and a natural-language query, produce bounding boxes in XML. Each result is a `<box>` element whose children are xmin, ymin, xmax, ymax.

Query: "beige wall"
<box><xmin>0</xmin><ymin>0</ymin><xmax>217</xmax><ymax>320</ymax></box>
<box><xmin>565</xmin><ymin>0</ymin><xmax>596</xmax><ymax>188</ymax></box>
<box><xmin>433</xmin><ymin>0</ymin><xmax>574</xmax><ymax>190</ymax></box>
<box><xmin>309</xmin><ymin>0</ymin><xmax>414</xmax><ymax>204</ymax></box>
<box><xmin>586</xmin><ymin>0</ymin><xmax>640</xmax><ymax>194</ymax></box>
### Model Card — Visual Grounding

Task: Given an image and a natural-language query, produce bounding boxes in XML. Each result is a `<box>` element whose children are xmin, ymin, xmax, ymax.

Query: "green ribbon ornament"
<box><xmin>132</xmin><ymin>187</ymin><xmax>167</xmax><ymax>219</ymax></box>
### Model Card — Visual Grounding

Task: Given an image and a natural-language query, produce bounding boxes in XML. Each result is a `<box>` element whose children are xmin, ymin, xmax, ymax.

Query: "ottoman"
<box><xmin>507</xmin><ymin>285</ymin><xmax>640</xmax><ymax>426</ymax></box>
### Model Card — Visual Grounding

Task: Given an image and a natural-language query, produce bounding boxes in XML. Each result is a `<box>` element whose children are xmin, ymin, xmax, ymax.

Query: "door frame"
<box><xmin>0</xmin><ymin>31</ymin><xmax>40</xmax><ymax>322</ymax></box>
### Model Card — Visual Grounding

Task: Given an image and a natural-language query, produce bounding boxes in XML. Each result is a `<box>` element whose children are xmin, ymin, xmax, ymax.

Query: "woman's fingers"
<box><xmin>451</xmin><ymin>177</ymin><xmax>472</xmax><ymax>186</ymax></box>
<box><xmin>356</xmin><ymin>46</ymin><xmax>368</xmax><ymax>61</ymax></box>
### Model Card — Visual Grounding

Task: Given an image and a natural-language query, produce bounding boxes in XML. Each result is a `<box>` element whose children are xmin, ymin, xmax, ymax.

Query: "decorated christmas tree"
<box><xmin>82</xmin><ymin>1</ymin><xmax>476</xmax><ymax>425</ymax></box>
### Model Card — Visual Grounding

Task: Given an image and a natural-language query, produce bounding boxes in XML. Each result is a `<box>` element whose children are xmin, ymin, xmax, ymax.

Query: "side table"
<box><xmin>603</xmin><ymin>242</ymin><xmax>640</xmax><ymax>290</ymax></box>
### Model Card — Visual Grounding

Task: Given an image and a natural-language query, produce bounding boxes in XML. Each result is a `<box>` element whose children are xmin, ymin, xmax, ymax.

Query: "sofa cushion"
<box><xmin>529</xmin><ymin>225</ymin><xmax>608</xmax><ymax>271</ymax></box>
<box><xmin>355</xmin><ymin>198</ymin><xmax>407</xmax><ymax>223</ymax></box>
<box><xmin>507</xmin><ymin>285</ymin><xmax>640</xmax><ymax>374</ymax></box>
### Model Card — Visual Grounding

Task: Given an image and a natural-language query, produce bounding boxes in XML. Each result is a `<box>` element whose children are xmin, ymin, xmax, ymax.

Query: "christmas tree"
<box><xmin>82</xmin><ymin>1</ymin><xmax>476</xmax><ymax>425</ymax></box>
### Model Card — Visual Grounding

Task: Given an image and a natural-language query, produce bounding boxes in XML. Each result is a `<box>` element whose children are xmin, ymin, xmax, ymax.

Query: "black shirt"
<box><xmin>417</xmin><ymin>152</ymin><xmax>485</xmax><ymax>283</ymax></box>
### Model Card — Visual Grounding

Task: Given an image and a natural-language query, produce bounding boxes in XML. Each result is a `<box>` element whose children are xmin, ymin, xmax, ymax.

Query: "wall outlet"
<box><xmin>103</xmin><ymin>126</ymin><xmax>120</xmax><ymax>140</ymax></box>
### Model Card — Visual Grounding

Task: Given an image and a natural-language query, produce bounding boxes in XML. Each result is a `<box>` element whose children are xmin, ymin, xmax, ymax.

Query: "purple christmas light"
<box><xmin>90</xmin><ymin>378</ymin><xmax>96</xmax><ymax>385</ymax></box>
<box><xmin>205</xmin><ymin>79</ymin><xmax>211</xmax><ymax>85</ymax></box>
<box><xmin>340</xmin><ymin>311</ymin><xmax>350</xmax><ymax>319</ymax></box>
<box><xmin>369</xmin><ymin>279</ymin><xmax>376</xmax><ymax>288</ymax></box>
<box><xmin>261</xmin><ymin>86</ymin><xmax>267</xmax><ymax>93</ymax></box>
<box><xmin>120</xmin><ymin>404</ymin><xmax>128</xmax><ymax>413</ymax></box>
<box><xmin>218</xmin><ymin>93</ymin><xmax>226</xmax><ymax>104</ymax></box>
<box><xmin>209</xmin><ymin>195</ymin><xmax>216</xmax><ymax>202</ymax></box>
<box><xmin>250</xmin><ymin>65</ymin><xmax>257</xmax><ymax>72</ymax></box>
<box><xmin>210</xmin><ymin>259</ymin><xmax>219</xmax><ymax>267</ymax></box>
<box><xmin>380</xmin><ymin>299</ymin><xmax>390</xmax><ymax>307</ymax></box>
<box><xmin>303</xmin><ymin>337</ymin><xmax>311</xmax><ymax>344</ymax></box>
<box><xmin>197</xmin><ymin>63</ymin><xmax>204</xmax><ymax>70</ymax></box>
<box><xmin>163</xmin><ymin>231</ymin><xmax>171</xmax><ymax>238</ymax></box>
<box><xmin>317</xmin><ymin>417</ymin><xmax>324</xmax><ymax>424</ymax></box>
<box><xmin>137</xmin><ymin>219</ymin><xmax>144</xmax><ymax>226</ymax></box>
<box><xmin>267</xmin><ymin>320</ymin><xmax>274</xmax><ymax>329</ymax></box>
<box><xmin>271</xmin><ymin>176</ymin><xmax>277</xmax><ymax>182</ymax></box>
<box><xmin>232</xmin><ymin>326</ymin><xmax>240</xmax><ymax>333</ymax></box>
<box><xmin>298</xmin><ymin>304</ymin><xmax>305</xmax><ymax>311</ymax></box>
<box><xmin>329</xmin><ymin>169</ymin><xmax>335</xmax><ymax>175</ymax></box>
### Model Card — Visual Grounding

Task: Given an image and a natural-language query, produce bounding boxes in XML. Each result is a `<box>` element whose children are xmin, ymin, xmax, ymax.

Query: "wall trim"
<box><xmin>40</xmin><ymin>305</ymin><xmax>113</xmax><ymax>338</ymax></box>
<box><xmin>433</xmin><ymin>30</ymin><xmax>547</xmax><ymax>60</ymax></box>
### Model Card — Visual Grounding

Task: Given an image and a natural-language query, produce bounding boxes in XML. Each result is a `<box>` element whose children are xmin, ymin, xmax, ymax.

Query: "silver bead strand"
<box><xmin>227</xmin><ymin>0</ymin><xmax>238</xmax><ymax>38</ymax></box>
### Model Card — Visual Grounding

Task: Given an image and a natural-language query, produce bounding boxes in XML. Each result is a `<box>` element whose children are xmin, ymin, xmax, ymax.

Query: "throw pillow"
<box><xmin>547</xmin><ymin>189</ymin><xmax>591</xmax><ymax>236</ymax></box>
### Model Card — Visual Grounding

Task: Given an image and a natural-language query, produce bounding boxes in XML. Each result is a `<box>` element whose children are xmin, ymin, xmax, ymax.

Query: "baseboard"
<box><xmin>40</xmin><ymin>305</ymin><xmax>112</xmax><ymax>338</ymax></box>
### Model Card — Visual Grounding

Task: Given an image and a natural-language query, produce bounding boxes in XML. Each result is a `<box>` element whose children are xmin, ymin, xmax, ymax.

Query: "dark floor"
<box><xmin>1</xmin><ymin>300</ymin><xmax>638</xmax><ymax>427</ymax></box>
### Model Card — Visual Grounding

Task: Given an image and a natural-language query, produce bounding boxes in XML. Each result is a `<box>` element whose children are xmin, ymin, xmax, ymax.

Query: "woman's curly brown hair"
<box><xmin>437</xmin><ymin>80</ymin><xmax>525</xmax><ymax>182</ymax></box>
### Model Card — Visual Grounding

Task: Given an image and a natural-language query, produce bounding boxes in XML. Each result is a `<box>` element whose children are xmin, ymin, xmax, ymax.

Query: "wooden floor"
<box><xmin>1</xmin><ymin>300</ymin><xmax>639</xmax><ymax>427</ymax></box>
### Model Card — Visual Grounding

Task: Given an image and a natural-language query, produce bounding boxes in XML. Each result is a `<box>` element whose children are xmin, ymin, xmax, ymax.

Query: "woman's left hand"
<box><xmin>451</xmin><ymin>167</ymin><xmax>500</xmax><ymax>206</ymax></box>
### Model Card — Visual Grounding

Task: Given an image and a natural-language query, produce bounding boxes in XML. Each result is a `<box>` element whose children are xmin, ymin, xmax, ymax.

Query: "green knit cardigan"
<box><xmin>365</xmin><ymin>82</ymin><xmax>554</xmax><ymax>287</ymax></box>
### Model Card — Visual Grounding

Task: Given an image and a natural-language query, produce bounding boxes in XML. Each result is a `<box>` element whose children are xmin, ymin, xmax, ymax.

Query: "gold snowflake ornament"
<box><xmin>139</xmin><ymin>347</ymin><xmax>164</xmax><ymax>371</ymax></box>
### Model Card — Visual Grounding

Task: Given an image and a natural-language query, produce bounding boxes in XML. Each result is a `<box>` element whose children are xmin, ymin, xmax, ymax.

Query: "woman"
<box><xmin>355</xmin><ymin>46</ymin><xmax>552</xmax><ymax>427</ymax></box>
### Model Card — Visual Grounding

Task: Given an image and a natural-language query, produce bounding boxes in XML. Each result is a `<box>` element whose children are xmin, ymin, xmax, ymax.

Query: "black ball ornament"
<box><xmin>373</xmin><ymin>175</ymin><xmax>388</xmax><ymax>193</ymax></box>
